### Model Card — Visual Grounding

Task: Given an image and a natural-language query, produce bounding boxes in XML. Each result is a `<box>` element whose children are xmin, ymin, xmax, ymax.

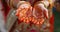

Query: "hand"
<box><xmin>32</xmin><ymin>3</ymin><xmax>49</xmax><ymax>25</ymax></box>
<box><xmin>16</xmin><ymin>2</ymin><xmax>32</xmax><ymax>23</ymax></box>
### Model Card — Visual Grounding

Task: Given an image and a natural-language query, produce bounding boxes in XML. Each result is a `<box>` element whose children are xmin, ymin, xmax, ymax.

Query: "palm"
<box><xmin>16</xmin><ymin>1</ymin><xmax>48</xmax><ymax>25</ymax></box>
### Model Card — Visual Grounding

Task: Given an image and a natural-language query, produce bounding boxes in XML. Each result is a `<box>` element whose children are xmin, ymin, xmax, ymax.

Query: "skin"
<box><xmin>16</xmin><ymin>1</ymin><xmax>49</xmax><ymax>25</ymax></box>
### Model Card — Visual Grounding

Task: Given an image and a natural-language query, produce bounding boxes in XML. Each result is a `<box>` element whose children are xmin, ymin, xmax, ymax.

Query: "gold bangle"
<box><xmin>34</xmin><ymin>1</ymin><xmax>47</xmax><ymax>8</ymax></box>
<box><xmin>17</xmin><ymin>1</ymin><xmax>31</xmax><ymax>8</ymax></box>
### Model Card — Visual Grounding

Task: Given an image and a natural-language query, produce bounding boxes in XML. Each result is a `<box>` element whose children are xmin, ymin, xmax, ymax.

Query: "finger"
<box><xmin>43</xmin><ymin>7</ymin><xmax>49</xmax><ymax>19</ymax></box>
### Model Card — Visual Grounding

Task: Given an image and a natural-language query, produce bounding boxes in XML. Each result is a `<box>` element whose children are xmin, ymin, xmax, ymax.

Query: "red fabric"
<box><xmin>30</xmin><ymin>29</ymin><xmax>37</xmax><ymax>32</ymax></box>
<box><xmin>49</xmin><ymin>14</ymin><xmax>54</xmax><ymax>32</ymax></box>
<box><xmin>1</xmin><ymin>0</ymin><xmax>10</xmax><ymax>21</ymax></box>
<box><xmin>29</xmin><ymin>0</ymin><xmax>40</xmax><ymax>6</ymax></box>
